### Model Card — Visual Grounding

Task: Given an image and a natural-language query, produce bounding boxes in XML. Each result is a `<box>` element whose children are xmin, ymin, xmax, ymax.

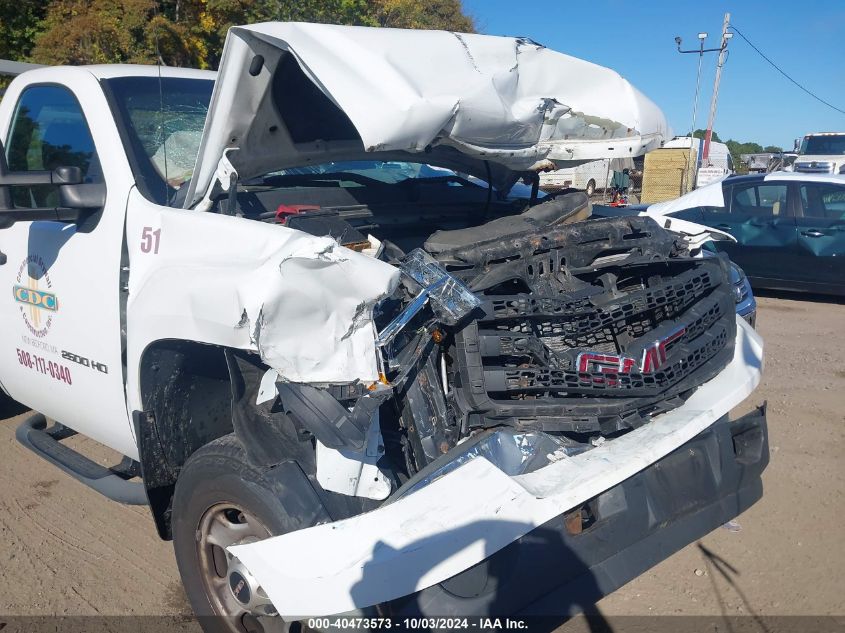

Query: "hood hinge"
<box><xmin>195</xmin><ymin>148</ymin><xmax>240</xmax><ymax>213</ymax></box>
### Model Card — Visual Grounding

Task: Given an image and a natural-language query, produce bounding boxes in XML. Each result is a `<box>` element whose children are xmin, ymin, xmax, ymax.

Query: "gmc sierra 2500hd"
<box><xmin>0</xmin><ymin>23</ymin><xmax>767</xmax><ymax>632</ymax></box>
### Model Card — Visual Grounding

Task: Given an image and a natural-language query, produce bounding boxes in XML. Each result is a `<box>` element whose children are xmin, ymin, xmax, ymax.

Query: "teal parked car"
<box><xmin>595</xmin><ymin>172</ymin><xmax>845</xmax><ymax>296</ymax></box>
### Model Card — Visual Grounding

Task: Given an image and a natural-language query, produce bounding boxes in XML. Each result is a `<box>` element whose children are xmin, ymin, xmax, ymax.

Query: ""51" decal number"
<box><xmin>140</xmin><ymin>226</ymin><xmax>161</xmax><ymax>254</ymax></box>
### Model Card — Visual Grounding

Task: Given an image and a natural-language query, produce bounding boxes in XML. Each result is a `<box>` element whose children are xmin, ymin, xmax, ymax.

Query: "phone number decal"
<box><xmin>16</xmin><ymin>348</ymin><xmax>73</xmax><ymax>385</ymax></box>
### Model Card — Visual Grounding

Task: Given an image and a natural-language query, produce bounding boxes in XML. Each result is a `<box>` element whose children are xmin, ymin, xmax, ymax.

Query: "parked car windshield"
<box><xmin>800</xmin><ymin>134</ymin><xmax>845</xmax><ymax>155</ymax></box>
<box><xmin>104</xmin><ymin>76</ymin><xmax>214</xmax><ymax>206</ymax></box>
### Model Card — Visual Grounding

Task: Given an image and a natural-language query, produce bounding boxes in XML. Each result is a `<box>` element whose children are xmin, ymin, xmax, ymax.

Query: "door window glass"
<box><xmin>799</xmin><ymin>183</ymin><xmax>845</xmax><ymax>220</ymax></box>
<box><xmin>5</xmin><ymin>85</ymin><xmax>101</xmax><ymax>208</ymax></box>
<box><xmin>730</xmin><ymin>183</ymin><xmax>788</xmax><ymax>216</ymax></box>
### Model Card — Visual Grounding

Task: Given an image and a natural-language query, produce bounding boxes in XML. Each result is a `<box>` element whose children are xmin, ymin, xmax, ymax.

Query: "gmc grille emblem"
<box><xmin>577</xmin><ymin>325</ymin><xmax>687</xmax><ymax>379</ymax></box>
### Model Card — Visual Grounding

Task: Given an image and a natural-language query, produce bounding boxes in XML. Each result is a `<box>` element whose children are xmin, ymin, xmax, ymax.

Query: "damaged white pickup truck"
<box><xmin>0</xmin><ymin>22</ymin><xmax>767</xmax><ymax>631</ymax></box>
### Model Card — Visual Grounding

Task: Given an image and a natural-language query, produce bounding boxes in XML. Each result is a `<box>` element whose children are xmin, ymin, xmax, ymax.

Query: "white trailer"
<box><xmin>661</xmin><ymin>136</ymin><xmax>734</xmax><ymax>188</ymax></box>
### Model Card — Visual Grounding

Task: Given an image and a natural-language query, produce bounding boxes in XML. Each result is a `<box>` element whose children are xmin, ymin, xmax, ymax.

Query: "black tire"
<box><xmin>585</xmin><ymin>179</ymin><xmax>596</xmax><ymax>196</ymax></box>
<box><xmin>172</xmin><ymin>434</ymin><xmax>302</xmax><ymax>633</ymax></box>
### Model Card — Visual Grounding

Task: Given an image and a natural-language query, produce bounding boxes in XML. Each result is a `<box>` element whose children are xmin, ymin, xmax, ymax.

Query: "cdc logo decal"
<box><xmin>14</xmin><ymin>286</ymin><xmax>59</xmax><ymax>311</ymax></box>
<box><xmin>14</xmin><ymin>254</ymin><xmax>59</xmax><ymax>338</ymax></box>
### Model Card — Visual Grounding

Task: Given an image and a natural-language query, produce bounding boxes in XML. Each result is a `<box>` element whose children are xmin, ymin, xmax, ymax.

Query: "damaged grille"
<box><xmin>434</xmin><ymin>215</ymin><xmax>737</xmax><ymax>436</ymax></box>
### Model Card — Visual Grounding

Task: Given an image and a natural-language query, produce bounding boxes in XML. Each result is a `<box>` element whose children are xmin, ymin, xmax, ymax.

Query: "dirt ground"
<box><xmin>0</xmin><ymin>292</ymin><xmax>843</xmax><ymax>621</ymax></box>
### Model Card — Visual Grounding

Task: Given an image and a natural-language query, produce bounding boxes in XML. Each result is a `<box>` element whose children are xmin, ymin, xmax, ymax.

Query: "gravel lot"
<box><xmin>0</xmin><ymin>293</ymin><xmax>843</xmax><ymax>622</ymax></box>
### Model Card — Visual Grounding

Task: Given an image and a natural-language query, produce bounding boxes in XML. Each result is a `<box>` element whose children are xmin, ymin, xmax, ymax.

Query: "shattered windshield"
<box><xmin>104</xmin><ymin>76</ymin><xmax>214</xmax><ymax>205</ymax></box>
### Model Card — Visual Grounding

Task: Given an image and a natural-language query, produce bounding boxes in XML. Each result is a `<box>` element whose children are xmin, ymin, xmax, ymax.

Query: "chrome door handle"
<box><xmin>801</xmin><ymin>230</ymin><xmax>825</xmax><ymax>238</ymax></box>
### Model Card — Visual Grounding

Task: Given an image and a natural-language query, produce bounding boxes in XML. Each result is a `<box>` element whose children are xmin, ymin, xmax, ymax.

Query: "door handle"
<box><xmin>801</xmin><ymin>230</ymin><xmax>825</xmax><ymax>238</ymax></box>
<box><xmin>715</xmin><ymin>224</ymin><xmax>732</xmax><ymax>230</ymax></box>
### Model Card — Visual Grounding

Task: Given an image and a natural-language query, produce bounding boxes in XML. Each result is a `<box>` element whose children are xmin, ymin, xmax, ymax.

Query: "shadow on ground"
<box><xmin>0</xmin><ymin>394</ymin><xmax>28</xmax><ymax>419</ymax></box>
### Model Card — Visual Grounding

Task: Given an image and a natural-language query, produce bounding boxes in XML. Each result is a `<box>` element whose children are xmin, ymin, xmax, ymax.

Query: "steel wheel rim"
<box><xmin>196</xmin><ymin>502</ymin><xmax>272</xmax><ymax>632</ymax></box>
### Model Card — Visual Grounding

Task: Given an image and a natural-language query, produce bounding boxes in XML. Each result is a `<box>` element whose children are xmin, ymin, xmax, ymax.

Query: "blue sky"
<box><xmin>462</xmin><ymin>0</ymin><xmax>845</xmax><ymax>149</ymax></box>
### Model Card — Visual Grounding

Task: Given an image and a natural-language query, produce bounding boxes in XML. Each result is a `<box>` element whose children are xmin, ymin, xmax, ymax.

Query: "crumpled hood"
<box><xmin>186</xmin><ymin>22</ymin><xmax>668</xmax><ymax>208</ymax></box>
<box><xmin>641</xmin><ymin>180</ymin><xmax>735</xmax><ymax>244</ymax></box>
<box><xmin>647</xmin><ymin>179</ymin><xmax>727</xmax><ymax>215</ymax></box>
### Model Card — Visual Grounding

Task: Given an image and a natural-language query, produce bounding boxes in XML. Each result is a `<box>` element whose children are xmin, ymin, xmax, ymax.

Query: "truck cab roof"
<box><xmin>19</xmin><ymin>63</ymin><xmax>216</xmax><ymax>81</ymax></box>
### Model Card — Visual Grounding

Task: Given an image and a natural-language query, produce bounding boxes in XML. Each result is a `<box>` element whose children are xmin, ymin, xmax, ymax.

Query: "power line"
<box><xmin>729</xmin><ymin>24</ymin><xmax>845</xmax><ymax>116</ymax></box>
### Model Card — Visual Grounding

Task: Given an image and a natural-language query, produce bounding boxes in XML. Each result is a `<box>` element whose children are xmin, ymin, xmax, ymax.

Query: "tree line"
<box><xmin>1</xmin><ymin>0</ymin><xmax>475</xmax><ymax>69</ymax></box>
<box><xmin>692</xmin><ymin>129</ymin><xmax>786</xmax><ymax>171</ymax></box>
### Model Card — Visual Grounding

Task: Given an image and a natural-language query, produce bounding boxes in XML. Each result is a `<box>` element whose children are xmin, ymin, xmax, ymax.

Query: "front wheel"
<box><xmin>172</xmin><ymin>435</ymin><xmax>301</xmax><ymax>633</ymax></box>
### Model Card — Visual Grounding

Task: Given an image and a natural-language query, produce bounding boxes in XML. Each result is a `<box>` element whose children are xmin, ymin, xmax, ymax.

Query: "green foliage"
<box><xmin>369</xmin><ymin>0</ymin><xmax>475</xmax><ymax>31</ymax></box>
<box><xmin>692</xmin><ymin>128</ymin><xmax>721</xmax><ymax>143</ymax></box>
<box><xmin>724</xmin><ymin>139</ymin><xmax>763</xmax><ymax>168</ymax></box>
<box><xmin>29</xmin><ymin>0</ymin><xmax>206</xmax><ymax>67</ymax></box>
<box><xmin>689</xmin><ymin>129</ymin><xmax>784</xmax><ymax>168</ymax></box>
<box><xmin>14</xmin><ymin>0</ymin><xmax>474</xmax><ymax>69</ymax></box>
<box><xmin>0</xmin><ymin>0</ymin><xmax>47</xmax><ymax>61</ymax></box>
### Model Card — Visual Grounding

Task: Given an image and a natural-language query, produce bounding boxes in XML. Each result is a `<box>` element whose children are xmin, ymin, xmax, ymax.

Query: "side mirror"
<box><xmin>0</xmin><ymin>139</ymin><xmax>105</xmax><ymax>229</ymax></box>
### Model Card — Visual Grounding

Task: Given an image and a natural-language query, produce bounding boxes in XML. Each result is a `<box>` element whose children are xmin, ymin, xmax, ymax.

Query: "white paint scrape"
<box><xmin>229</xmin><ymin>317</ymin><xmax>764</xmax><ymax>618</ymax></box>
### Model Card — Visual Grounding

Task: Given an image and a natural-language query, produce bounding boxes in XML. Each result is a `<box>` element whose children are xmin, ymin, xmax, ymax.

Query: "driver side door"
<box><xmin>0</xmin><ymin>79</ymin><xmax>135</xmax><ymax>457</ymax></box>
<box><xmin>793</xmin><ymin>181</ymin><xmax>845</xmax><ymax>291</ymax></box>
<box><xmin>703</xmin><ymin>180</ymin><xmax>798</xmax><ymax>284</ymax></box>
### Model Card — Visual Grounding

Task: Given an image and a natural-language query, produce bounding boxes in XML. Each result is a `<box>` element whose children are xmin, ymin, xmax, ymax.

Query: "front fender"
<box><xmin>124</xmin><ymin>188</ymin><xmax>399</xmax><ymax>413</ymax></box>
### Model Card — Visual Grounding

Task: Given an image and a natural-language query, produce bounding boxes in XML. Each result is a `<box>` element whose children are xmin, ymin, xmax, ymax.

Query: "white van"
<box><xmin>540</xmin><ymin>157</ymin><xmax>635</xmax><ymax>195</ymax></box>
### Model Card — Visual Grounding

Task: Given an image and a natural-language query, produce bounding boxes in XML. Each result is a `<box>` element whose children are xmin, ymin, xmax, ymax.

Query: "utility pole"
<box><xmin>675</xmin><ymin>33</ymin><xmax>708</xmax><ymax>194</ymax></box>
<box><xmin>674</xmin><ymin>31</ymin><xmax>726</xmax><ymax>193</ymax></box>
<box><xmin>702</xmin><ymin>13</ymin><xmax>733</xmax><ymax>163</ymax></box>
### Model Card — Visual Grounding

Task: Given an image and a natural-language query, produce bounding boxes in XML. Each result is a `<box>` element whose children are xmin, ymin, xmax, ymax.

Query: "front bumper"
<box><xmin>390</xmin><ymin>405</ymin><xmax>768</xmax><ymax>617</ymax></box>
<box><xmin>229</xmin><ymin>318</ymin><xmax>764</xmax><ymax>618</ymax></box>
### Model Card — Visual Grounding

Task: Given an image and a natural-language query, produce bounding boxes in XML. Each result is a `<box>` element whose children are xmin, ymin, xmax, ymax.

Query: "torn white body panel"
<box><xmin>256</xmin><ymin>368</ymin><xmax>280</xmax><ymax>405</ymax></box>
<box><xmin>638</xmin><ymin>179</ymin><xmax>734</xmax><ymax>247</ymax></box>
<box><xmin>186</xmin><ymin>23</ymin><xmax>668</xmax><ymax>207</ymax></box>
<box><xmin>316</xmin><ymin>416</ymin><xmax>392</xmax><ymax>501</ymax></box>
<box><xmin>124</xmin><ymin>188</ymin><xmax>399</xmax><ymax>422</ymax></box>
<box><xmin>650</xmin><ymin>215</ymin><xmax>736</xmax><ymax>248</ymax></box>
<box><xmin>235</xmin><ymin>236</ymin><xmax>397</xmax><ymax>380</ymax></box>
<box><xmin>229</xmin><ymin>317</ymin><xmax>763</xmax><ymax>618</ymax></box>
